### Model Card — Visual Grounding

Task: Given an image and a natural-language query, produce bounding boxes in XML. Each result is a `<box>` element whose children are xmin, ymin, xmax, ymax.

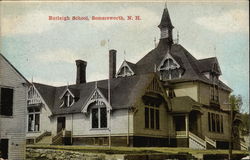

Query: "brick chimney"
<box><xmin>76</xmin><ymin>60</ymin><xmax>87</xmax><ymax>84</ymax></box>
<box><xmin>109</xmin><ymin>49</ymin><xmax>117</xmax><ymax>79</ymax></box>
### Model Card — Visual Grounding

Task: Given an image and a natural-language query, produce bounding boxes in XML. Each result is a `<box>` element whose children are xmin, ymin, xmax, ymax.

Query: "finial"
<box><xmin>31</xmin><ymin>75</ymin><xmax>33</xmax><ymax>83</ymax></box>
<box><xmin>154</xmin><ymin>37</ymin><xmax>157</xmax><ymax>48</ymax></box>
<box><xmin>214</xmin><ymin>45</ymin><xmax>217</xmax><ymax>56</ymax></box>
<box><xmin>177</xmin><ymin>31</ymin><xmax>179</xmax><ymax>44</ymax></box>
<box><xmin>67</xmin><ymin>82</ymin><xmax>69</xmax><ymax>88</ymax></box>
<box><xmin>164</xmin><ymin>0</ymin><xmax>168</xmax><ymax>9</ymax></box>
<box><xmin>123</xmin><ymin>50</ymin><xmax>126</xmax><ymax>60</ymax></box>
<box><xmin>154</xmin><ymin>64</ymin><xmax>157</xmax><ymax>72</ymax></box>
<box><xmin>95</xmin><ymin>81</ymin><xmax>98</xmax><ymax>89</ymax></box>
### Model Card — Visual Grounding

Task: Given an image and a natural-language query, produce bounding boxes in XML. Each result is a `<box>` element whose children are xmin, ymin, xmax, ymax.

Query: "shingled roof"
<box><xmin>33</xmin><ymin>74</ymin><xmax>155</xmax><ymax>115</ymax></box>
<box><xmin>128</xmin><ymin>42</ymin><xmax>231</xmax><ymax>92</ymax></box>
<box><xmin>158</xmin><ymin>7</ymin><xmax>174</xmax><ymax>29</ymax></box>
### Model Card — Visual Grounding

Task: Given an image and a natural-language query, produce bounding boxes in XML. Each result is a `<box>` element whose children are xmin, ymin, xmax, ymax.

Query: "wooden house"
<box><xmin>0</xmin><ymin>54</ymin><xmax>29</xmax><ymax>160</ymax></box>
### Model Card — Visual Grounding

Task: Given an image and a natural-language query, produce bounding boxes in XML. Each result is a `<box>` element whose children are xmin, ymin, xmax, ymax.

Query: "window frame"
<box><xmin>0</xmin><ymin>87</ymin><xmax>14</xmax><ymax>117</ymax></box>
<box><xmin>144</xmin><ymin>104</ymin><xmax>160</xmax><ymax>130</ymax></box>
<box><xmin>27</xmin><ymin>107</ymin><xmax>41</xmax><ymax>132</ymax></box>
<box><xmin>91</xmin><ymin>107</ymin><xmax>108</xmax><ymax>129</ymax></box>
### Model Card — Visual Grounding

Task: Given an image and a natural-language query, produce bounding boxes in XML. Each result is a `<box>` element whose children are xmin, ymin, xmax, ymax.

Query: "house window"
<box><xmin>28</xmin><ymin>107</ymin><xmax>40</xmax><ymax>132</ymax></box>
<box><xmin>208</xmin><ymin>112</ymin><xmax>223</xmax><ymax>133</ymax></box>
<box><xmin>91</xmin><ymin>107</ymin><xmax>107</xmax><ymax>129</ymax></box>
<box><xmin>0</xmin><ymin>88</ymin><xmax>14</xmax><ymax>116</ymax></box>
<box><xmin>144</xmin><ymin>104</ymin><xmax>160</xmax><ymax>130</ymax></box>
<box><xmin>62</xmin><ymin>92</ymin><xmax>74</xmax><ymax>107</ymax></box>
<box><xmin>116</xmin><ymin>64</ymin><xmax>134</xmax><ymax>78</ymax></box>
<box><xmin>208</xmin><ymin>112</ymin><xmax>211</xmax><ymax>131</ymax></box>
<box><xmin>145</xmin><ymin>108</ymin><xmax>149</xmax><ymax>128</ymax></box>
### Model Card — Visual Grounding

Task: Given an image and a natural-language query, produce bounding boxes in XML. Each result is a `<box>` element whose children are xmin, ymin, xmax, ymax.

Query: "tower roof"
<box><xmin>158</xmin><ymin>7</ymin><xmax>174</xmax><ymax>29</ymax></box>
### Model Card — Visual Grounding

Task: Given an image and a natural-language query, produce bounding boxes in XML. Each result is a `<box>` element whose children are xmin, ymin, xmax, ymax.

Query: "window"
<box><xmin>61</xmin><ymin>92</ymin><xmax>74</xmax><ymax>107</ymax></box>
<box><xmin>208</xmin><ymin>112</ymin><xmax>211</xmax><ymax>131</ymax></box>
<box><xmin>92</xmin><ymin>108</ymin><xmax>98</xmax><ymax>128</ymax></box>
<box><xmin>150</xmin><ymin>108</ymin><xmax>155</xmax><ymax>129</ymax></box>
<box><xmin>145</xmin><ymin>108</ymin><xmax>149</xmax><ymax>128</ymax></box>
<box><xmin>220</xmin><ymin>115</ymin><xmax>224</xmax><ymax>133</ymax></box>
<box><xmin>116</xmin><ymin>62</ymin><xmax>134</xmax><ymax>78</ymax></box>
<box><xmin>156</xmin><ymin>110</ymin><xmax>160</xmax><ymax>130</ymax></box>
<box><xmin>0</xmin><ymin>88</ymin><xmax>14</xmax><ymax>116</ymax></box>
<box><xmin>91</xmin><ymin>107</ymin><xmax>107</xmax><ymax>129</ymax></box>
<box><xmin>144</xmin><ymin>104</ymin><xmax>160</xmax><ymax>130</ymax></box>
<box><xmin>208</xmin><ymin>112</ymin><xmax>223</xmax><ymax>133</ymax></box>
<box><xmin>28</xmin><ymin>107</ymin><xmax>40</xmax><ymax>132</ymax></box>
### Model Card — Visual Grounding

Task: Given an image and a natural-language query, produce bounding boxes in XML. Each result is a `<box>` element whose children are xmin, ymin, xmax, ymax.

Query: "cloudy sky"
<box><xmin>1</xmin><ymin>0</ymin><xmax>249</xmax><ymax>112</ymax></box>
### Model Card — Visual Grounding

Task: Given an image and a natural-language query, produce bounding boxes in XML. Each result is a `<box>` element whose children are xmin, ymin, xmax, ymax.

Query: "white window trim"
<box><xmin>90</xmin><ymin>106</ymin><xmax>108</xmax><ymax>129</ymax></box>
<box><xmin>59</xmin><ymin>88</ymin><xmax>75</xmax><ymax>99</ymax></box>
<box><xmin>157</xmin><ymin>52</ymin><xmax>180</xmax><ymax>71</ymax></box>
<box><xmin>59</xmin><ymin>89</ymin><xmax>75</xmax><ymax>108</ymax></box>
<box><xmin>82</xmin><ymin>88</ymin><xmax>112</xmax><ymax>113</ymax></box>
<box><xmin>116</xmin><ymin>61</ymin><xmax>135</xmax><ymax>78</ymax></box>
<box><xmin>27</xmin><ymin>108</ymin><xmax>40</xmax><ymax>132</ymax></box>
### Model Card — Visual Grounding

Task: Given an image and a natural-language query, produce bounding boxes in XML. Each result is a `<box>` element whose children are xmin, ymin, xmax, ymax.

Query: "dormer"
<box><xmin>157</xmin><ymin>52</ymin><xmax>184</xmax><ymax>80</ymax></box>
<box><xmin>116</xmin><ymin>61</ymin><xmax>135</xmax><ymax>78</ymax></box>
<box><xmin>59</xmin><ymin>88</ymin><xmax>78</xmax><ymax>107</ymax></box>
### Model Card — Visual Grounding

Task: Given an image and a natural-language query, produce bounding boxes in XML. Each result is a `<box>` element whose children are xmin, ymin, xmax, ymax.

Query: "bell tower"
<box><xmin>158</xmin><ymin>6</ymin><xmax>174</xmax><ymax>45</ymax></box>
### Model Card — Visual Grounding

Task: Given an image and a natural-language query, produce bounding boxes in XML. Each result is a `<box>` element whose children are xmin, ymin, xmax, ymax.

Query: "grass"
<box><xmin>27</xmin><ymin>145</ymin><xmax>250</xmax><ymax>156</ymax></box>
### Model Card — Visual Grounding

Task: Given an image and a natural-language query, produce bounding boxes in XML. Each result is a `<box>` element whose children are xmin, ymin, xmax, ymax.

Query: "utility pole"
<box><xmin>224</xmin><ymin>101</ymin><xmax>235</xmax><ymax>160</ymax></box>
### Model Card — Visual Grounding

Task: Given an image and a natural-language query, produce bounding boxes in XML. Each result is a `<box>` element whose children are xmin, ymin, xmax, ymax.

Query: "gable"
<box><xmin>82</xmin><ymin>88</ymin><xmax>111</xmax><ymax>113</ymax></box>
<box><xmin>31</xmin><ymin>84</ymin><xmax>53</xmax><ymax>116</ymax></box>
<box><xmin>59</xmin><ymin>88</ymin><xmax>75</xmax><ymax>99</ymax></box>
<box><xmin>28</xmin><ymin>85</ymin><xmax>42</xmax><ymax>105</ymax></box>
<box><xmin>142</xmin><ymin>75</ymin><xmax>171</xmax><ymax>111</ymax></box>
<box><xmin>157</xmin><ymin>52</ymin><xmax>180</xmax><ymax>71</ymax></box>
<box><xmin>116</xmin><ymin>61</ymin><xmax>135</xmax><ymax>77</ymax></box>
<box><xmin>0</xmin><ymin>54</ymin><xmax>29</xmax><ymax>85</ymax></box>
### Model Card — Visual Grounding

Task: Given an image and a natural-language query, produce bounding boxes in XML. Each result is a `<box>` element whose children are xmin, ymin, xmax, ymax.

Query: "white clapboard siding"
<box><xmin>0</xmin><ymin>55</ymin><xmax>28</xmax><ymax>160</ymax></box>
<box><xmin>50</xmin><ymin>109</ymin><xmax>133</xmax><ymax>137</ymax></box>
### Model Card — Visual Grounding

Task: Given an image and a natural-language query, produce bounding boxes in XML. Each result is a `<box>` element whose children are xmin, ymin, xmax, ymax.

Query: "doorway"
<box><xmin>57</xmin><ymin>117</ymin><xmax>66</xmax><ymax>133</ymax></box>
<box><xmin>0</xmin><ymin>139</ymin><xmax>9</xmax><ymax>159</ymax></box>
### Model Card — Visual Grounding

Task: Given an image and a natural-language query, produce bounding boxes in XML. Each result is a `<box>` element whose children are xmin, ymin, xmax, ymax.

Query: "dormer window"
<box><xmin>60</xmin><ymin>88</ymin><xmax>76</xmax><ymax>108</ymax></box>
<box><xmin>158</xmin><ymin>53</ymin><xmax>184</xmax><ymax>80</ymax></box>
<box><xmin>63</xmin><ymin>92</ymin><xmax>74</xmax><ymax>107</ymax></box>
<box><xmin>116</xmin><ymin>61</ymin><xmax>135</xmax><ymax>78</ymax></box>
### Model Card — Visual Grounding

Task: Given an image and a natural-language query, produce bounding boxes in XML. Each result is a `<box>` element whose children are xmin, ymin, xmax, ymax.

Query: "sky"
<box><xmin>0</xmin><ymin>0</ymin><xmax>249</xmax><ymax>112</ymax></box>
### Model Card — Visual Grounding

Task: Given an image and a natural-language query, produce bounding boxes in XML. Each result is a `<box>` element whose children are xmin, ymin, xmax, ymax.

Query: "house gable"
<box><xmin>116</xmin><ymin>61</ymin><xmax>135</xmax><ymax>78</ymax></box>
<box><xmin>31</xmin><ymin>84</ymin><xmax>53</xmax><ymax>116</ymax></box>
<box><xmin>82</xmin><ymin>88</ymin><xmax>112</xmax><ymax>113</ymax></box>
<box><xmin>137</xmin><ymin>75</ymin><xmax>171</xmax><ymax>111</ymax></box>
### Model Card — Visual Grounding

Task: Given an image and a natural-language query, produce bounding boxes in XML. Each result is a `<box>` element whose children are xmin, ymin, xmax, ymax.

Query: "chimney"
<box><xmin>109</xmin><ymin>49</ymin><xmax>117</xmax><ymax>79</ymax></box>
<box><xmin>76</xmin><ymin>60</ymin><xmax>87</xmax><ymax>84</ymax></box>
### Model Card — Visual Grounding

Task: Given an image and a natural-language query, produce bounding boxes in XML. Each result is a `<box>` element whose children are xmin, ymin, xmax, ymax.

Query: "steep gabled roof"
<box><xmin>0</xmin><ymin>53</ymin><xmax>29</xmax><ymax>84</ymax></box>
<box><xmin>158</xmin><ymin>7</ymin><xmax>174</xmax><ymax>29</ymax></box>
<box><xmin>125</xmin><ymin>61</ymin><xmax>137</xmax><ymax>74</ymax></box>
<box><xmin>197</xmin><ymin>57</ymin><xmax>221</xmax><ymax>75</ymax></box>
<box><xmin>33</xmin><ymin>83</ymin><xmax>56</xmax><ymax>111</ymax></box>
<box><xmin>34</xmin><ymin>73</ymin><xmax>156</xmax><ymax>115</ymax></box>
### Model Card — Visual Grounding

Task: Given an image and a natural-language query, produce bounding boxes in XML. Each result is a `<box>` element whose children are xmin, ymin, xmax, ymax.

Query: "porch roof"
<box><xmin>170</xmin><ymin>96</ymin><xmax>202</xmax><ymax>113</ymax></box>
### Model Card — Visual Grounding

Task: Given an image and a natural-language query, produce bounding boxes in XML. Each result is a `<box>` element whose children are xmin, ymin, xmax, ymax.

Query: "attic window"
<box><xmin>60</xmin><ymin>89</ymin><xmax>75</xmax><ymax>108</ymax></box>
<box><xmin>116</xmin><ymin>61</ymin><xmax>135</xmax><ymax>78</ymax></box>
<box><xmin>158</xmin><ymin>53</ymin><xmax>183</xmax><ymax>80</ymax></box>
